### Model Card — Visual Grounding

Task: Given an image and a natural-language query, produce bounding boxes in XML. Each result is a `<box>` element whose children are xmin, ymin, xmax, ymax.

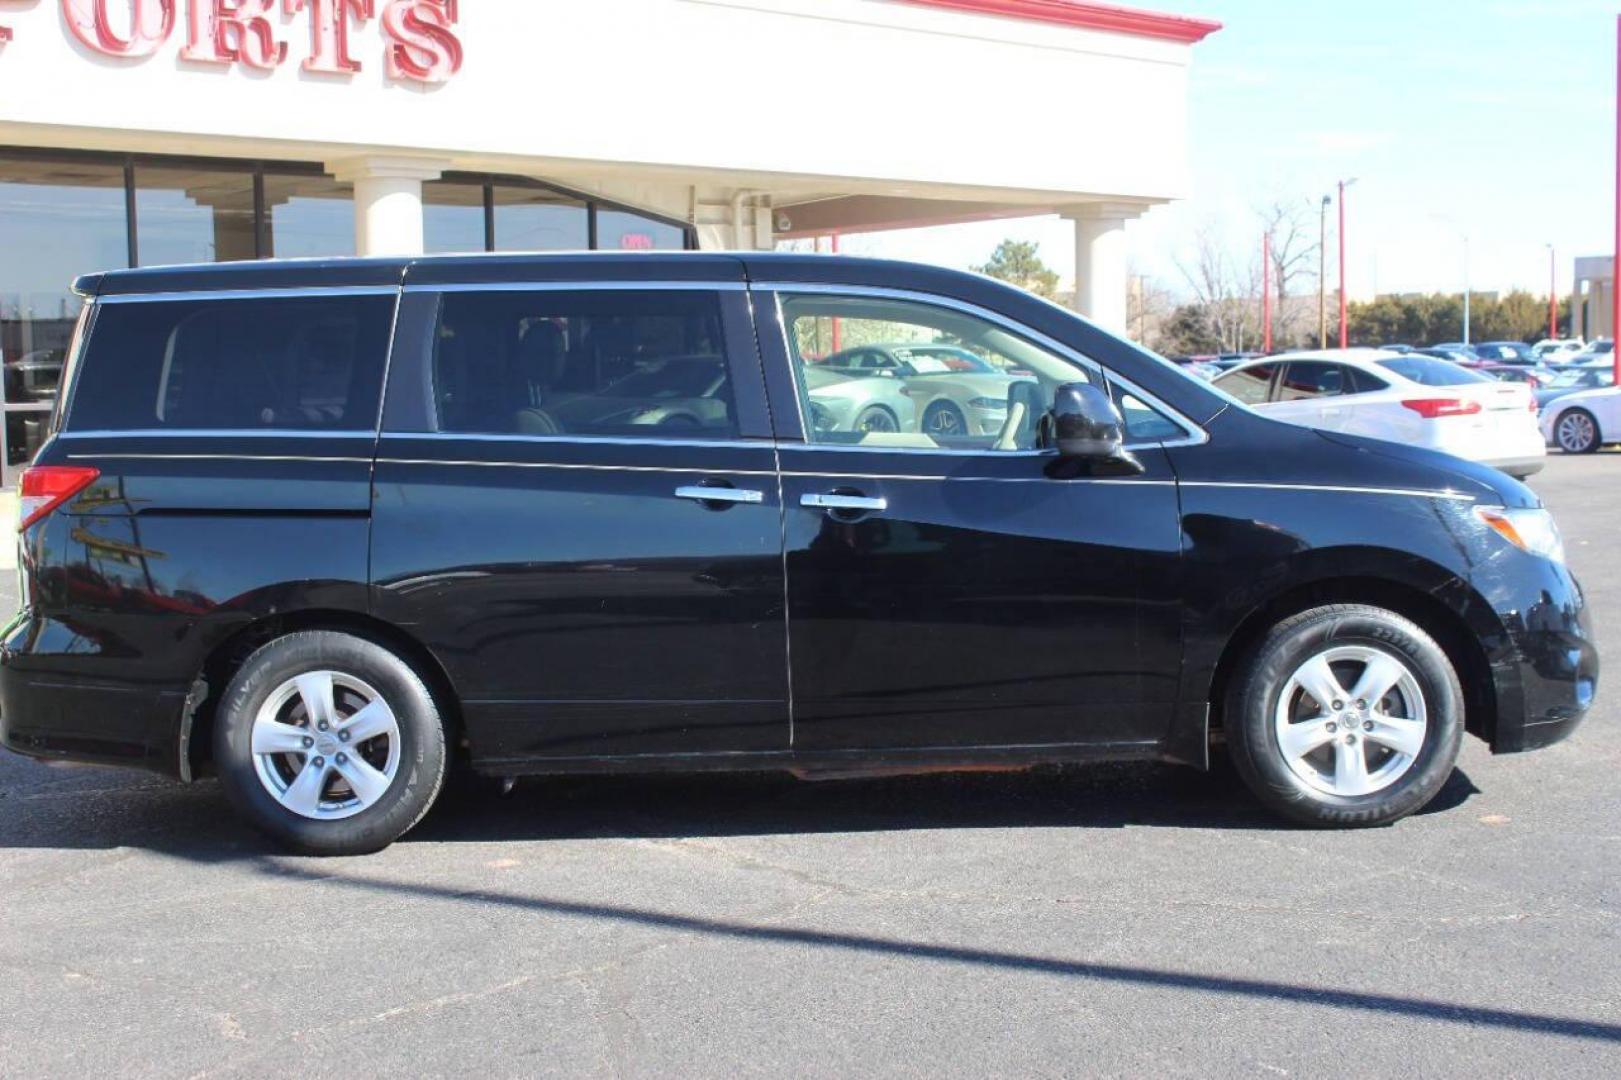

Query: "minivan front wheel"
<box><xmin>214</xmin><ymin>631</ymin><xmax>447</xmax><ymax>855</ymax></box>
<box><xmin>1226</xmin><ymin>605</ymin><xmax>1463</xmax><ymax>827</ymax></box>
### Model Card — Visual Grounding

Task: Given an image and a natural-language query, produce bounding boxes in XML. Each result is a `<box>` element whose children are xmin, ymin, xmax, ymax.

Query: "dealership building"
<box><xmin>0</xmin><ymin>0</ymin><xmax>1218</xmax><ymax>490</ymax></box>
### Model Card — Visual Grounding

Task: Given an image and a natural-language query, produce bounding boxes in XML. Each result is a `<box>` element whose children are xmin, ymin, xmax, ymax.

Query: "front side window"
<box><xmin>430</xmin><ymin>290</ymin><xmax>736</xmax><ymax>440</ymax></box>
<box><xmin>781</xmin><ymin>293</ymin><xmax>1119</xmax><ymax>451</ymax></box>
<box><xmin>67</xmin><ymin>294</ymin><xmax>394</xmax><ymax>432</ymax></box>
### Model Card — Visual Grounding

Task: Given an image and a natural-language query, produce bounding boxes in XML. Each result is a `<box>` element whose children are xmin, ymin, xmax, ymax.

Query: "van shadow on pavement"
<box><xmin>0</xmin><ymin>753</ymin><xmax>1481</xmax><ymax>857</ymax></box>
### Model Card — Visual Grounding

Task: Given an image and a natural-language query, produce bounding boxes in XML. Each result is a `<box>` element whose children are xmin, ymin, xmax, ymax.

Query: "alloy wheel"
<box><xmin>1557</xmin><ymin>411</ymin><xmax>1597</xmax><ymax>453</ymax></box>
<box><xmin>1272</xmin><ymin>645</ymin><xmax>1428</xmax><ymax>798</ymax></box>
<box><xmin>250</xmin><ymin>671</ymin><xmax>402</xmax><ymax>820</ymax></box>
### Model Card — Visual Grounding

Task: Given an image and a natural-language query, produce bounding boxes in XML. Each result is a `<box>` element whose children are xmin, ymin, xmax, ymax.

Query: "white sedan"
<box><xmin>1213</xmin><ymin>349</ymin><xmax>1545</xmax><ymax>479</ymax></box>
<box><xmin>1540</xmin><ymin>385</ymin><xmax>1621</xmax><ymax>454</ymax></box>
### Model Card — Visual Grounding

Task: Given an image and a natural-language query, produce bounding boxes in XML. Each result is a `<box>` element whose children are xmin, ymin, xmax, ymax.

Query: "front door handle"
<box><xmin>802</xmin><ymin>493</ymin><xmax>888</xmax><ymax>513</ymax></box>
<box><xmin>675</xmin><ymin>485</ymin><xmax>764</xmax><ymax>506</ymax></box>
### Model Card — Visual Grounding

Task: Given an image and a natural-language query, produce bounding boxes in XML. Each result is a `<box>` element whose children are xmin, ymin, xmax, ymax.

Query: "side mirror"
<box><xmin>1046</xmin><ymin>382</ymin><xmax>1143</xmax><ymax>474</ymax></box>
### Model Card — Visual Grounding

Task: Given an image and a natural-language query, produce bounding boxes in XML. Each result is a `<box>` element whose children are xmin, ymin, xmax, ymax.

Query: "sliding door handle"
<box><xmin>675</xmin><ymin>485</ymin><xmax>764</xmax><ymax>506</ymax></box>
<box><xmin>802</xmin><ymin>493</ymin><xmax>888</xmax><ymax>513</ymax></box>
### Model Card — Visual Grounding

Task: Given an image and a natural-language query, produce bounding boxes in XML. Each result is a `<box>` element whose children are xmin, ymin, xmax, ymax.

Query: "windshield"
<box><xmin>1377</xmin><ymin>357</ymin><xmax>1492</xmax><ymax>386</ymax></box>
<box><xmin>894</xmin><ymin>346</ymin><xmax>997</xmax><ymax>374</ymax></box>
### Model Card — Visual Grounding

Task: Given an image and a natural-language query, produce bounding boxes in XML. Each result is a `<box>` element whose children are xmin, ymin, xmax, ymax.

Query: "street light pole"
<box><xmin>1318</xmin><ymin>196</ymin><xmax>1330</xmax><ymax>348</ymax></box>
<box><xmin>1548</xmin><ymin>244</ymin><xmax>1558</xmax><ymax>341</ymax></box>
<box><xmin>1337</xmin><ymin>178</ymin><xmax>1357</xmax><ymax>349</ymax></box>
<box><xmin>1262</xmin><ymin>231</ymin><xmax>1273</xmax><ymax>354</ymax></box>
<box><xmin>1614</xmin><ymin>15</ymin><xmax>1620</xmax><ymax>387</ymax></box>
<box><xmin>1463</xmin><ymin>234</ymin><xmax>1471</xmax><ymax>345</ymax></box>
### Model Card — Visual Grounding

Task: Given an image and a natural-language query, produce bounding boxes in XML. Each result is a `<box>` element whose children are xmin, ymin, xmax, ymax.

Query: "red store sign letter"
<box><xmin>62</xmin><ymin>0</ymin><xmax>177</xmax><ymax>58</ymax></box>
<box><xmin>182</xmin><ymin>0</ymin><xmax>286</xmax><ymax>70</ymax></box>
<box><xmin>383</xmin><ymin>0</ymin><xmax>459</xmax><ymax>84</ymax></box>
<box><xmin>284</xmin><ymin>0</ymin><xmax>373</xmax><ymax>75</ymax></box>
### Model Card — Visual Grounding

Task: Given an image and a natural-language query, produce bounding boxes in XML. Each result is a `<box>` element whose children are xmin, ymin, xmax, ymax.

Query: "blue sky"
<box><xmin>856</xmin><ymin>0</ymin><xmax>1616</xmax><ymax>302</ymax></box>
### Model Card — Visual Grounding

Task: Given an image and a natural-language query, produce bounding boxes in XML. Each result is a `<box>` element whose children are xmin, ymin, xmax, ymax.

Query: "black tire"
<box><xmin>922</xmin><ymin>401</ymin><xmax>967</xmax><ymax>438</ymax></box>
<box><xmin>854</xmin><ymin>406</ymin><xmax>899</xmax><ymax>434</ymax></box>
<box><xmin>1553</xmin><ymin>408</ymin><xmax>1601</xmax><ymax>454</ymax></box>
<box><xmin>1225</xmin><ymin>605</ymin><xmax>1464</xmax><ymax>828</ymax></box>
<box><xmin>213</xmin><ymin>631</ymin><xmax>448</xmax><ymax>855</ymax></box>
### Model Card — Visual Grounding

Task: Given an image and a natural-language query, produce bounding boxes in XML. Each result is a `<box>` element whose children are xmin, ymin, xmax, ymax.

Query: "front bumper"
<box><xmin>1483</xmin><ymin>564</ymin><xmax>1599</xmax><ymax>754</ymax></box>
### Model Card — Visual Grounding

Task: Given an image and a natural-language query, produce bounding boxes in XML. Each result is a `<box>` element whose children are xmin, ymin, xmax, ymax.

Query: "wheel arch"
<box><xmin>1205</xmin><ymin>574</ymin><xmax>1501</xmax><ymax>750</ymax></box>
<box><xmin>182</xmin><ymin>609</ymin><xmax>465</xmax><ymax>781</ymax></box>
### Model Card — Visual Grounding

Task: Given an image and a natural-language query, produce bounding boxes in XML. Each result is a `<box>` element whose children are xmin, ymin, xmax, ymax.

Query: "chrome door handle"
<box><xmin>802</xmin><ymin>493</ymin><xmax>888</xmax><ymax>513</ymax></box>
<box><xmin>675</xmin><ymin>485</ymin><xmax>764</xmax><ymax>505</ymax></box>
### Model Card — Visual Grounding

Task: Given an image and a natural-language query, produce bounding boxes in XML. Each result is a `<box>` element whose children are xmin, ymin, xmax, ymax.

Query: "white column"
<box><xmin>1064</xmin><ymin>203</ymin><xmax>1139</xmax><ymax>333</ymax></box>
<box><xmin>328</xmin><ymin>156</ymin><xmax>449</xmax><ymax>257</ymax></box>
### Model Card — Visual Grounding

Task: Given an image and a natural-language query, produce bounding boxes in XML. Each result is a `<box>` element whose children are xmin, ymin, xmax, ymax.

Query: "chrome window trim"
<box><xmin>763</xmin><ymin>282</ymin><xmax>1209</xmax><ymax>451</ymax></box>
<box><xmin>381</xmin><ymin>431</ymin><xmax>773</xmax><ymax>452</ymax></box>
<box><xmin>378</xmin><ymin>457</ymin><xmax>779</xmax><ymax>478</ymax></box>
<box><xmin>67</xmin><ymin>453</ymin><xmax>375</xmax><ymax>465</ymax></box>
<box><xmin>60</xmin><ymin>429</ymin><xmax>380</xmax><ymax>440</ymax></box>
<box><xmin>402</xmin><ymin>280</ymin><xmax>746</xmax><ymax>294</ymax></box>
<box><xmin>95</xmin><ymin>286</ymin><xmax>402</xmax><ymax>304</ymax></box>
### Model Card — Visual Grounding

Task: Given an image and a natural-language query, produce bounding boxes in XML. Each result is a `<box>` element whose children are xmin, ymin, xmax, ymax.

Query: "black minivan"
<box><xmin>0</xmin><ymin>254</ymin><xmax>1598</xmax><ymax>854</ymax></box>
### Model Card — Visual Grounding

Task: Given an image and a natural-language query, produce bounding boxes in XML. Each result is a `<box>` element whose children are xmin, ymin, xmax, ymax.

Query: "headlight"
<box><xmin>967</xmin><ymin>397</ymin><xmax>1008</xmax><ymax>411</ymax></box>
<box><xmin>1474</xmin><ymin>506</ymin><xmax>1566</xmax><ymax>564</ymax></box>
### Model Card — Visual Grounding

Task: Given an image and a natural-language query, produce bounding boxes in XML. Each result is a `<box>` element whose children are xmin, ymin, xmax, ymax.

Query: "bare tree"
<box><xmin>1176</xmin><ymin>226</ymin><xmax>1261</xmax><ymax>353</ymax></box>
<box><xmin>1259</xmin><ymin>199</ymin><xmax>1322</xmax><ymax>348</ymax></box>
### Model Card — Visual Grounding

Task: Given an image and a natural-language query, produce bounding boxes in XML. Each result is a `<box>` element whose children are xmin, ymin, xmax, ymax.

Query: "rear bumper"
<box><xmin>0</xmin><ymin>616</ymin><xmax>187</xmax><ymax>779</ymax></box>
<box><xmin>1479</xmin><ymin>452</ymin><xmax>1545</xmax><ymax>478</ymax></box>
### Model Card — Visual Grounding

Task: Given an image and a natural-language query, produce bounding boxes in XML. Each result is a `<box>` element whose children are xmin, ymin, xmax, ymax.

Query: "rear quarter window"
<box><xmin>65</xmin><ymin>294</ymin><xmax>395</xmax><ymax>432</ymax></box>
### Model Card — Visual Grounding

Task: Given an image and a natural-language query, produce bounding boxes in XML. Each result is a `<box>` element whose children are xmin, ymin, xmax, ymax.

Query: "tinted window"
<box><xmin>69</xmin><ymin>295</ymin><xmax>394</xmax><ymax>432</ymax></box>
<box><xmin>1278</xmin><ymin>362</ymin><xmax>1349</xmax><ymax>400</ymax></box>
<box><xmin>1376</xmin><ymin>357</ymin><xmax>1492</xmax><ymax>387</ymax></box>
<box><xmin>1213</xmin><ymin>364</ymin><xmax>1275</xmax><ymax>405</ymax></box>
<box><xmin>431</xmin><ymin>290</ymin><xmax>735</xmax><ymax>439</ymax></box>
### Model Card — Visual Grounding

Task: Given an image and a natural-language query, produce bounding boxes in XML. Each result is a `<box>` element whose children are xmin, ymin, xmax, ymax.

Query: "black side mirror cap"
<box><xmin>1046</xmin><ymin>382</ymin><xmax>1144</xmax><ymax>476</ymax></box>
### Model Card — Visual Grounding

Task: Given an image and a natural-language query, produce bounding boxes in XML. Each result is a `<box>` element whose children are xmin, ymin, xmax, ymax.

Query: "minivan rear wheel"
<box><xmin>1226</xmin><ymin>605</ymin><xmax>1463</xmax><ymax>827</ymax></box>
<box><xmin>213</xmin><ymin>631</ymin><xmax>447</xmax><ymax>855</ymax></box>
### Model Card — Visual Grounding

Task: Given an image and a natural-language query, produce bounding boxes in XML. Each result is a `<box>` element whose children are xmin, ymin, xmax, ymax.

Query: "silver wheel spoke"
<box><xmin>1365</xmin><ymin>712</ymin><xmax>1425</xmax><ymax>758</ymax></box>
<box><xmin>341</xmin><ymin>699</ymin><xmax>398</xmax><ymax>744</ymax></box>
<box><xmin>1274</xmin><ymin>644</ymin><xmax>1428</xmax><ymax>799</ymax></box>
<box><xmin>1295</xmin><ymin>655</ymin><xmax>1347</xmax><ymax>712</ymax></box>
<box><xmin>251</xmin><ymin>669</ymin><xmax>402</xmax><ymax>822</ymax></box>
<box><xmin>334</xmin><ymin>754</ymin><xmax>391</xmax><ymax>807</ymax></box>
<box><xmin>295</xmin><ymin>672</ymin><xmax>338</xmax><ymax>729</ymax></box>
<box><xmin>1333</xmin><ymin>738</ymin><xmax>1372</xmax><ymax>796</ymax></box>
<box><xmin>251</xmin><ymin>721</ymin><xmax>310</xmax><ymax>756</ymax></box>
<box><xmin>1279</xmin><ymin>716</ymin><xmax>1337</xmax><ymax>759</ymax></box>
<box><xmin>281</xmin><ymin>758</ymin><xmax>329</xmax><ymax>817</ymax></box>
<box><xmin>1349</xmin><ymin>652</ymin><xmax>1406</xmax><ymax>708</ymax></box>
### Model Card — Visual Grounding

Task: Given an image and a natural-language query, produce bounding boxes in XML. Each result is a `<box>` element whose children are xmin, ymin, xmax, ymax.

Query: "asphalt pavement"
<box><xmin>1</xmin><ymin>456</ymin><xmax>1619</xmax><ymax>1077</ymax></box>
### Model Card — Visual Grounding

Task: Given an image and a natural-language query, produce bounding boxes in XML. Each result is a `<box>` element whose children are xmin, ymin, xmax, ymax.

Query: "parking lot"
<box><xmin>0</xmin><ymin>455</ymin><xmax>1617</xmax><ymax>1078</ymax></box>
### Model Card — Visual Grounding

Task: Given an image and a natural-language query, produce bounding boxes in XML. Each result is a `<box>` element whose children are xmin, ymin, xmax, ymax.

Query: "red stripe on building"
<box><xmin>896</xmin><ymin>0</ymin><xmax>1221</xmax><ymax>44</ymax></box>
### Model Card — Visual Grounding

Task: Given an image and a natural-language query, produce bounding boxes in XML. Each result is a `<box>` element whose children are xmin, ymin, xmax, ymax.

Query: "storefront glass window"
<box><xmin>264</xmin><ymin>172</ymin><xmax>356</xmax><ymax>259</ymax></box>
<box><xmin>0</xmin><ymin>157</ymin><xmax>128</xmax><ymax>482</ymax></box>
<box><xmin>424</xmin><ymin>180</ymin><xmax>488</xmax><ymax>254</ymax></box>
<box><xmin>493</xmin><ymin>185</ymin><xmax>588</xmax><ymax>251</ymax></box>
<box><xmin>136</xmin><ymin>165</ymin><xmax>258</xmax><ymax>265</ymax></box>
<box><xmin>598</xmin><ymin>209</ymin><xmax>687</xmax><ymax>251</ymax></box>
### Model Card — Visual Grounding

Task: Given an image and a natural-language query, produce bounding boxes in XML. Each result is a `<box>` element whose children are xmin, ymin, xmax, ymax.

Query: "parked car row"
<box><xmin>1210</xmin><ymin>349</ymin><xmax>1546</xmax><ymax>478</ymax></box>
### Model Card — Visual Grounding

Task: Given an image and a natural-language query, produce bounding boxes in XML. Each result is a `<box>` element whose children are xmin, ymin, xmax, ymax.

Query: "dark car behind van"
<box><xmin>0</xmin><ymin>254</ymin><xmax>1598</xmax><ymax>854</ymax></box>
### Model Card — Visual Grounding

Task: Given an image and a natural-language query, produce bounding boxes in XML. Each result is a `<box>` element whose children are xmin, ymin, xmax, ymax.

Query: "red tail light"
<box><xmin>18</xmin><ymin>466</ymin><xmax>100</xmax><ymax>532</ymax></box>
<box><xmin>1401</xmin><ymin>398</ymin><xmax>1483</xmax><ymax>419</ymax></box>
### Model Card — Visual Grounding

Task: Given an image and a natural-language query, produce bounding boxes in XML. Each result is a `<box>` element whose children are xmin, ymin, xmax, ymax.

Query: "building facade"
<box><xmin>0</xmin><ymin>0</ymin><xmax>1217</xmax><ymax>487</ymax></box>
